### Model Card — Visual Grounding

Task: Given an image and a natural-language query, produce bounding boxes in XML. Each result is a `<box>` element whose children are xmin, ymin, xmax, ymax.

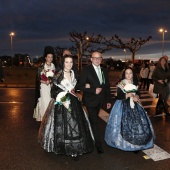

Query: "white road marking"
<box><xmin>143</xmin><ymin>145</ymin><xmax>170</xmax><ymax>161</ymax></box>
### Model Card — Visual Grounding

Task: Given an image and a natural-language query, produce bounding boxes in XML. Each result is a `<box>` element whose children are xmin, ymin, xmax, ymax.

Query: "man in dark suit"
<box><xmin>77</xmin><ymin>51</ymin><xmax>111</xmax><ymax>154</ymax></box>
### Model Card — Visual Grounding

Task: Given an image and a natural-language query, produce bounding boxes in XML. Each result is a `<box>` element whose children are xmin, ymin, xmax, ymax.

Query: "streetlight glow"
<box><xmin>10</xmin><ymin>32</ymin><xmax>15</xmax><ymax>66</ymax></box>
<box><xmin>123</xmin><ymin>49</ymin><xmax>126</xmax><ymax>61</ymax></box>
<box><xmin>10</xmin><ymin>32</ymin><xmax>15</xmax><ymax>37</ymax></box>
<box><xmin>159</xmin><ymin>28</ymin><xmax>167</xmax><ymax>56</ymax></box>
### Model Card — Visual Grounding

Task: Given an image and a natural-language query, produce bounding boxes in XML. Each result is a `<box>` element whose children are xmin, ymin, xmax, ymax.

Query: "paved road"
<box><xmin>1</xmin><ymin>88</ymin><xmax>170</xmax><ymax>170</ymax></box>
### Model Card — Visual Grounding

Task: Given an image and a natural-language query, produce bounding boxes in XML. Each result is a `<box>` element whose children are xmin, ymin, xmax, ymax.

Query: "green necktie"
<box><xmin>96</xmin><ymin>67</ymin><xmax>103</xmax><ymax>84</ymax></box>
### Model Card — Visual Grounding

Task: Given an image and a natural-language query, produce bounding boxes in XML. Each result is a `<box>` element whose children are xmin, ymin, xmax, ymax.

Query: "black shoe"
<box><xmin>165</xmin><ymin>113</ymin><xmax>170</xmax><ymax>117</ymax></box>
<box><xmin>72</xmin><ymin>155</ymin><xmax>79</xmax><ymax>161</ymax></box>
<box><xmin>133</xmin><ymin>150</ymin><xmax>140</xmax><ymax>154</ymax></box>
<box><xmin>97</xmin><ymin>147</ymin><xmax>104</xmax><ymax>154</ymax></box>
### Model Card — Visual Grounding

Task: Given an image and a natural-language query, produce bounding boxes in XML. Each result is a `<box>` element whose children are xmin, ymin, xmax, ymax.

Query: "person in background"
<box><xmin>139</xmin><ymin>63</ymin><xmax>149</xmax><ymax>90</ymax></box>
<box><xmin>105</xmin><ymin>67</ymin><xmax>155</xmax><ymax>153</ymax></box>
<box><xmin>147</xmin><ymin>61</ymin><xmax>155</xmax><ymax>90</ymax></box>
<box><xmin>162</xmin><ymin>55</ymin><xmax>170</xmax><ymax>103</ymax></box>
<box><xmin>0</xmin><ymin>60</ymin><xmax>5</xmax><ymax>82</ymax></box>
<box><xmin>33</xmin><ymin>46</ymin><xmax>55</xmax><ymax>121</ymax></box>
<box><xmin>77</xmin><ymin>51</ymin><xmax>111</xmax><ymax>154</ymax></box>
<box><xmin>152</xmin><ymin>56</ymin><xmax>170</xmax><ymax>117</ymax></box>
<box><xmin>38</xmin><ymin>54</ymin><xmax>94</xmax><ymax>160</ymax></box>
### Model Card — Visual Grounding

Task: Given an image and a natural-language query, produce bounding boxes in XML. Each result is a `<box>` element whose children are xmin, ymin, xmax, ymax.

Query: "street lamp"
<box><xmin>10</xmin><ymin>32</ymin><xmax>15</xmax><ymax>66</ymax></box>
<box><xmin>78</xmin><ymin>37</ymin><xmax>89</xmax><ymax>71</ymax></box>
<box><xmin>159</xmin><ymin>28</ymin><xmax>167</xmax><ymax>56</ymax></box>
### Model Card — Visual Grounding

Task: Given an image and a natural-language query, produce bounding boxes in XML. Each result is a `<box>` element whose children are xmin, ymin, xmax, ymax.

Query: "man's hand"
<box><xmin>107</xmin><ymin>103</ymin><xmax>111</xmax><ymax>109</ymax></box>
<box><xmin>85</xmin><ymin>84</ymin><xmax>90</xmax><ymax>88</ymax></box>
<box><xmin>96</xmin><ymin>88</ymin><xmax>102</xmax><ymax>94</ymax></box>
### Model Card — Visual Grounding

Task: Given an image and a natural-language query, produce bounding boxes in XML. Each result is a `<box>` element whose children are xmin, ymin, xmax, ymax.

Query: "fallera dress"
<box><xmin>105</xmin><ymin>79</ymin><xmax>155</xmax><ymax>151</ymax></box>
<box><xmin>38</xmin><ymin>70</ymin><xmax>94</xmax><ymax>157</ymax></box>
<box><xmin>33</xmin><ymin>63</ymin><xmax>55</xmax><ymax>121</ymax></box>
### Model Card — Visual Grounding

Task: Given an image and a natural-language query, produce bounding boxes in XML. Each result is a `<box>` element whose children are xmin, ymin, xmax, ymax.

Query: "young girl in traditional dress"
<box><xmin>105</xmin><ymin>67</ymin><xmax>155</xmax><ymax>152</ymax></box>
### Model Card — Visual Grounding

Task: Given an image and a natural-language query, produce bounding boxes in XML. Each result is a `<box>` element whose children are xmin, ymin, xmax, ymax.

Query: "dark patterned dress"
<box><xmin>105</xmin><ymin>79</ymin><xmax>155</xmax><ymax>151</ymax></box>
<box><xmin>38</xmin><ymin>70</ymin><xmax>94</xmax><ymax>156</ymax></box>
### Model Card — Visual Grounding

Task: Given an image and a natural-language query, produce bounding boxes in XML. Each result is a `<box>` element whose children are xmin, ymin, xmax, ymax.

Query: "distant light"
<box><xmin>10</xmin><ymin>32</ymin><xmax>15</xmax><ymax>36</ymax></box>
<box><xmin>159</xmin><ymin>28</ymin><xmax>167</xmax><ymax>33</ymax></box>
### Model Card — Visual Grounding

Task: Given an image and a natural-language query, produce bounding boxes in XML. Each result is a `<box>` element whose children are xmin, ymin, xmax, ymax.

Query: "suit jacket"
<box><xmin>76</xmin><ymin>64</ymin><xmax>111</xmax><ymax>107</ymax></box>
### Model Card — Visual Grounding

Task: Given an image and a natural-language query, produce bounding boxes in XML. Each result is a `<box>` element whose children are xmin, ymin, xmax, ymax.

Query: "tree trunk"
<box><xmin>131</xmin><ymin>52</ymin><xmax>135</xmax><ymax>63</ymax></box>
<box><xmin>77</xmin><ymin>41</ymin><xmax>83</xmax><ymax>71</ymax></box>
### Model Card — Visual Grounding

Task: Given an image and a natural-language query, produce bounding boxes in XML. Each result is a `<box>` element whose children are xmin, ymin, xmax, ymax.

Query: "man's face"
<box><xmin>91</xmin><ymin>52</ymin><xmax>102</xmax><ymax>67</ymax></box>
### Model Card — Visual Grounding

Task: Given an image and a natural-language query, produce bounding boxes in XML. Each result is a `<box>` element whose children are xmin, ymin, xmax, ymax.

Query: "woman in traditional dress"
<box><xmin>38</xmin><ymin>54</ymin><xmax>94</xmax><ymax>160</ymax></box>
<box><xmin>33</xmin><ymin>46</ymin><xmax>55</xmax><ymax>121</ymax></box>
<box><xmin>105</xmin><ymin>67</ymin><xmax>155</xmax><ymax>152</ymax></box>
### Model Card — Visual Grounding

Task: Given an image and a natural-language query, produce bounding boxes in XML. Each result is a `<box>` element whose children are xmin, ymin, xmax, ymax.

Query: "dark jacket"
<box><xmin>76</xmin><ymin>64</ymin><xmax>111</xmax><ymax>107</ymax></box>
<box><xmin>152</xmin><ymin>66</ymin><xmax>170</xmax><ymax>95</ymax></box>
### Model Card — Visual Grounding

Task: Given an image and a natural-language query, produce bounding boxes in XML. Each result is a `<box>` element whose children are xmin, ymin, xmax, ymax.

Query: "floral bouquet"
<box><xmin>123</xmin><ymin>84</ymin><xmax>137</xmax><ymax>109</ymax></box>
<box><xmin>55</xmin><ymin>91</ymin><xmax>71</xmax><ymax>112</ymax></box>
<box><xmin>41</xmin><ymin>69</ymin><xmax>55</xmax><ymax>82</ymax></box>
<box><xmin>123</xmin><ymin>84</ymin><xmax>137</xmax><ymax>93</ymax></box>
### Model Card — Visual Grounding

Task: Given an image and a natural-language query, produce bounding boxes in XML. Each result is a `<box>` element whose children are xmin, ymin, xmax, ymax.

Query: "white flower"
<box><xmin>63</xmin><ymin>100</ymin><xmax>71</xmax><ymax>109</ymax></box>
<box><xmin>55</xmin><ymin>91</ymin><xmax>71</xmax><ymax>111</ymax></box>
<box><xmin>56</xmin><ymin>92</ymin><xmax>67</xmax><ymax>102</ymax></box>
<box><xmin>123</xmin><ymin>84</ymin><xmax>137</xmax><ymax>109</ymax></box>
<box><xmin>46</xmin><ymin>71</ymin><xmax>54</xmax><ymax>77</ymax></box>
<box><xmin>124</xmin><ymin>84</ymin><xmax>137</xmax><ymax>92</ymax></box>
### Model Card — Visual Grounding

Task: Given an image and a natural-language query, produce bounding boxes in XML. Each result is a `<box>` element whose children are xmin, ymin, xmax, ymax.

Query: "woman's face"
<box><xmin>64</xmin><ymin>57</ymin><xmax>73</xmax><ymax>71</ymax></box>
<box><xmin>45</xmin><ymin>54</ymin><xmax>53</xmax><ymax>63</ymax></box>
<box><xmin>160</xmin><ymin>58</ymin><xmax>166</xmax><ymax>66</ymax></box>
<box><xmin>125</xmin><ymin>68</ymin><xmax>133</xmax><ymax>81</ymax></box>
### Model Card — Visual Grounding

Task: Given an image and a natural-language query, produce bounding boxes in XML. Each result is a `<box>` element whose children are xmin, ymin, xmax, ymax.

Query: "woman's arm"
<box><xmin>116</xmin><ymin>87</ymin><xmax>126</xmax><ymax>100</ymax></box>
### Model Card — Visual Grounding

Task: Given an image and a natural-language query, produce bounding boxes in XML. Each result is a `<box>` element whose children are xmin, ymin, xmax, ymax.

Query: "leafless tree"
<box><xmin>69</xmin><ymin>31</ymin><xmax>112</xmax><ymax>70</ymax></box>
<box><xmin>103</xmin><ymin>35</ymin><xmax>152</xmax><ymax>62</ymax></box>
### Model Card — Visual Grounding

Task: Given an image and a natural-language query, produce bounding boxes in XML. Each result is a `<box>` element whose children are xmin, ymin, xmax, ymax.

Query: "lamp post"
<box><xmin>159</xmin><ymin>28</ymin><xmax>167</xmax><ymax>56</ymax></box>
<box><xmin>10</xmin><ymin>32</ymin><xmax>15</xmax><ymax>66</ymax></box>
<box><xmin>78</xmin><ymin>37</ymin><xmax>89</xmax><ymax>71</ymax></box>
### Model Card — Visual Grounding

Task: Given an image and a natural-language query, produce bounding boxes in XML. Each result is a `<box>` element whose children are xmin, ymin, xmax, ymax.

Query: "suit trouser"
<box><xmin>86</xmin><ymin>104</ymin><xmax>102</xmax><ymax>148</ymax></box>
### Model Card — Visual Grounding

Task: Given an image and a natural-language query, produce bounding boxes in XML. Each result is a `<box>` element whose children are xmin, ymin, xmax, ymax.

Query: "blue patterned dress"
<box><xmin>105</xmin><ymin>80</ymin><xmax>155</xmax><ymax>151</ymax></box>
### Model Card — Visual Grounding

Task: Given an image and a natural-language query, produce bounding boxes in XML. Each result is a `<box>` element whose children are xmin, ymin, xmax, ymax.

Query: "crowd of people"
<box><xmin>0</xmin><ymin>60</ymin><xmax>5</xmax><ymax>83</ymax></box>
<box><xmin>33</xmin><ymin>45</ymin><xmax>170</xmax><ymax>160</ymax></box>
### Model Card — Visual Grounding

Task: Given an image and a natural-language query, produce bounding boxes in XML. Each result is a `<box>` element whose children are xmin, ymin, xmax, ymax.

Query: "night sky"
<box><xmin>0</xmin><ymin>0</ymin><xmax>170</xmax><ymax>60</ymax></box>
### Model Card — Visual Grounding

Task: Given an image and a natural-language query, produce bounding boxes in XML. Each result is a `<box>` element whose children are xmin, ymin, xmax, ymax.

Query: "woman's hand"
<box><xmin>158</xmin><ymin>80</ymin><xmax>165</xmax><ymax>84</ymax></box>
<box><xmin>133</xmin><ymin>95</ymin><xmax>140</xmax><ymax>102</ymax></box>
<box><xmin>85</xmin><ymin>84</ymin><xmax>90</xmax><ymax>88</ymax></box>
<box><xmin>42</xmin><ymin>80</ymin><xmax>50</xmax><ymax>85</ymax></box>
<box><xmin>126</xmin><ymin>93</ymin><xmax>134</xmax><ymax>98</ymax></box>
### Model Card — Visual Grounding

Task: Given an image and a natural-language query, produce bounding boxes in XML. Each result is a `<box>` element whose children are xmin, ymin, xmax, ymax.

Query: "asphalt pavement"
<box><xmin>1</xmin><ymin>71</ymin><xmax>170</xmax><ymax>170</ymax></box>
